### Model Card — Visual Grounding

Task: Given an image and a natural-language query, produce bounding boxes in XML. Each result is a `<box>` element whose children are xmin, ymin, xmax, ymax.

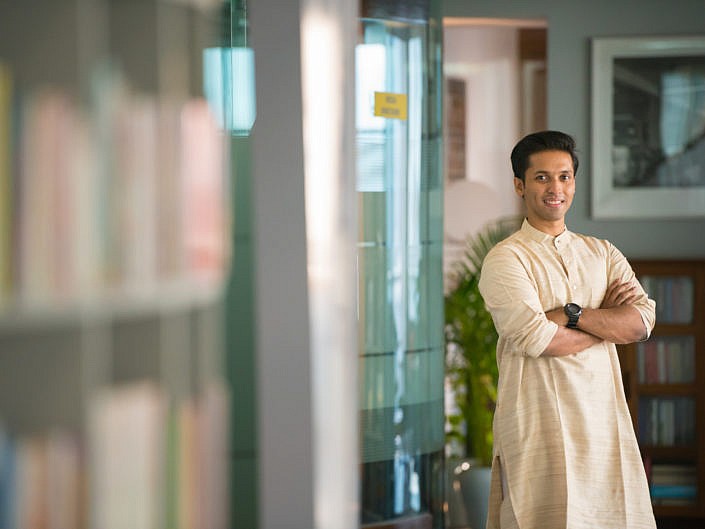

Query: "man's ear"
<box><xmin>514</xmin><ymin>177</ymin><xmax>525</xmax><ymax>198</ymax></box>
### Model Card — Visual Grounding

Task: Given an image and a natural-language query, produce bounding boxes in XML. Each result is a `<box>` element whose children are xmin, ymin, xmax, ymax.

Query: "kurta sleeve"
<box><xmin>479</xmin><ymin>245</ymin><xmax>558</xmax><ymax>358</ymax></box>
<box><xmin>606</xmin><ymin>242</ymin><xmax>656</xmax><ymax>339</ymax></box>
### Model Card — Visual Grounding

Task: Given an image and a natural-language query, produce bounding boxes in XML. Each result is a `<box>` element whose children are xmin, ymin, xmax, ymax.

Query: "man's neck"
<box><xmin>526</xmin><ymin>216</ymin><xmax>566</xmax><ymax>237</ymax></box>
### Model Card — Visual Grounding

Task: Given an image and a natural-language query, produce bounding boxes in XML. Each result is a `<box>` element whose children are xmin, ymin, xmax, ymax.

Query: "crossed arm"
<box><xmin>542</xmin><ymin>280</ymin><xmax>648</xmax><ymax>357</ymax></box>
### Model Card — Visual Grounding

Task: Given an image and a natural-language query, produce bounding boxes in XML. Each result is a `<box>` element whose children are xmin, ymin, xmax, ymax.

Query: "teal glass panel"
<box><xmin>406</xmin><ymin>241</ymin><xmax>444</xmax><ymax>352</ymax></box>
<box><xmin>356</xmin><ymin>1</ymin><xmax>444</xmax><ymax>525</ymax></box>
<box><xmin>358</xmin><ymin>245</ymin><xmax>398</xmax><ymax>354</ymax></box>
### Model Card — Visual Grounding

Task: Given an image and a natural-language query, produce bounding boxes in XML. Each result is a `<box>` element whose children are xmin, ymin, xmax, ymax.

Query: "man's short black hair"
<box><xmin>511</xmin><ymin>130</ymin><xmax>579</xmax><ymax>181</ymax></box>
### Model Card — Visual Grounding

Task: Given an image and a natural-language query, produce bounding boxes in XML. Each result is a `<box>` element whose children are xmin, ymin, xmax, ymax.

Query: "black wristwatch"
<box><xmin>564</xmin><ymin>303</ymin><xmax>582</xmax><ymax>329</ymax></box>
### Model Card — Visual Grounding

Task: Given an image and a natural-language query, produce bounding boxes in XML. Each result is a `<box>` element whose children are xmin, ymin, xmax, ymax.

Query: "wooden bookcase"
<box><xmin>618</xmin><ymin>260</ymin><xmax>705</xmax><ymax>524</ymax></box>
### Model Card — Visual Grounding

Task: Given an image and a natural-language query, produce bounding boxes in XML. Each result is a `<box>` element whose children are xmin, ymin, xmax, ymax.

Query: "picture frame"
<box><xmin>591</xmin><ymin>36</ymin><xmax>705</xmax><ymax>219</ymax></box>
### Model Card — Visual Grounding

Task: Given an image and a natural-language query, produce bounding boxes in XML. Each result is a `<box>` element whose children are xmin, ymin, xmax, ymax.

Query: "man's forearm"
<box><xmin>576</xmin><ymin>305</ymin><xmax>647</xmax><ymax>344</ymax></box>
<box><xmin>541</xmin><ymin>303</ymin><xmax>646</xmax><ymax>357</ymax></box>
<box><xmin>542</xmin><ymin>325</ymin><xmax>603</xmax><ymax>357</ymax></box>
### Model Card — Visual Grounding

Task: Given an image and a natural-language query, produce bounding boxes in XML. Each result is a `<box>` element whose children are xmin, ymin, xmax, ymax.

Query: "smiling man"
<box><xmin>478</xmin><ymin>131</ymin><xmax>657</xmax><ymax>529</ymax></box>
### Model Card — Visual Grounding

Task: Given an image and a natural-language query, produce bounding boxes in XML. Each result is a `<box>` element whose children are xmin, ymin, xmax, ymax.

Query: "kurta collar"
<box><xmin>520</xmin><ymin>218</ymin><xmax>571</xmax><ymax>245</ymax></box>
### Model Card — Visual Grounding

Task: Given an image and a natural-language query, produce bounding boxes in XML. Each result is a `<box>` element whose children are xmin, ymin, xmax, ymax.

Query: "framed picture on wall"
<box><xmin>591</xmin><ymin>35</ymin><xmax>705</xmax><ymax>219</ymax></box>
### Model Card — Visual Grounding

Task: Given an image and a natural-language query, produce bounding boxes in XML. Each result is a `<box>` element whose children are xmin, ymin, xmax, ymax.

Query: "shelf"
<box><xmin>640</xmin><ymin>446</ymin><xmax>698</xmax><ymax>459</ymax></box>
<box><xmin>637</xmin><ymin>385</ymin><xmax>697</xmax><ymax>396</ymax></box>
<box><xmin>0</xmin><ymin>279</ymin><xmax>223</xmax><ymax>332</ymax></box>
<box><xmin>654</xmin><ymin>505</ymin><xmax>702</xmax><ymax>518</ymax></box>
<box><xmin>649</xmin><ymin>324</ymin><xmax>699</xmax><ymax>335</ymax></box>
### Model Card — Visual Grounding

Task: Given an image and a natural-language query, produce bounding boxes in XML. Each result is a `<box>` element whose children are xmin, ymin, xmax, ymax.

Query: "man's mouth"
<box><xmin>544</xmin><ymin>197</ymin><xmax>564</xmax><ymax>207</ymax></box>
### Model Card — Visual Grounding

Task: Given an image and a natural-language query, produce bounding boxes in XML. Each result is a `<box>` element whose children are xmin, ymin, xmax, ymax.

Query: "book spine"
<box><xmin>0</xmin><ymin>63</ymin><xmax>12</xmax><ymax>308</ymax></box>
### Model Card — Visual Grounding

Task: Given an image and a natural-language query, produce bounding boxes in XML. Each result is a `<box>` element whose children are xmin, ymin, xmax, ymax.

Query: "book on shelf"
<box><xmin>17</xmin><ymin>89</ymin><xmax>91</xmax><ymax>307</ymax></box>
<box><xmin>0</xmin><ymin>62</ymin><xmax>12</xmax><ymax>309</ymax></box>
<box><xmin>650</xmin><ymin>484</ymin><xmax>697</xmax><ymax>501</ymax></box>
<box><xmin>638</xmin><ymin>397</ymin><xmax>695</xmax><ymax>446</ymax></box>
<box><xmin>87</xmin><ymin>380</ymin><xmax>230</xmax><ymax>529</ymax></box>
<box><xmin>45</xmin><ymin>429</ymin><xmax>83</xmax><ymax>529</ymax></box>
<box><xmin>0</xmin><ymin>422</ymin><xmax>16</xmax><ymax>529</ymax></box>
<box><xmin>113</xmin><ymin>94</ymin><xmax>159</xmax><ymax>292</ymax></box>
<box><xmin>644</xmin><ymin>461</ymin><xmax>698</xmax><ymax>504</ymax></box>
<box><xmin>651</xmin><ymin>484</ymin><xmax>697</xmax><ymax>497</ymax></box>
<box><xmin>88</xmin><ymin>382</ymin><xmax>166</xmax><ymax>529</ymax></box>
<box><xmin>0</xmin><ymin>424</ymin><xmax>83</xmax><ymax>529</ymax></box>
<box><xmin>638</xmin><ymin>335</ymin><xmax>696</xmax><ymax>385</ymax></box>
<box><xmin>0</xmin><ymin>64</ymin><xmax>229</xmax><ymax>313</ymax></box>
<box><xmin>651</xmin><ymin>463</ymin><xmax>697</xmax><ymax>486</ymax></box>
<box><xmin>180</xmin><ymin>98</ymin><xmax>227</xmax><ymax>287</ymax></box>
<box><xmin>639</xmin><ymin>275</ymin><xmax>694</xmax><ymax>324</ymax></box>
<box><xmin>1</xmin><ymin>381</ymin><xmax>229</xmax><ymax>529</ymax></box>
<box><xmin>195</xmin><ymin>380</ymin><xmax>230</xmax><ymax>529</ymax></box>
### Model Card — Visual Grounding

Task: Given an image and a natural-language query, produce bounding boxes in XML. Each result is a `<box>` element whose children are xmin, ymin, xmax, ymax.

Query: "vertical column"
<box><xmin>250</xmin><ymin>1</ymin><xmax>313</xmax><ymax>528</ymax></box>
<box><xmin>250</xmin><ymin>0</ymin><xmax>361</xmax><ymax>527</ymax></box>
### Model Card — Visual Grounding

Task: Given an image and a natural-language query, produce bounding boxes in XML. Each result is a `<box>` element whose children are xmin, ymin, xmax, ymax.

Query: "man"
<box><xmin>478</xmin><ymin>131</ymin><xmax>656</xmax><ymax>529</ymax></box>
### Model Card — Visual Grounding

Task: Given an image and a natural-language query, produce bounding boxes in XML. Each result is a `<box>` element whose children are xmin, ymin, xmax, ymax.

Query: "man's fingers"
<box><xmin>602</xmin><ymin>280</ymin><xmax>639</xmax><ymax>308</ymax></box>
<box><xmin>613</xmin><ymin>283</ymin><xmax>638</xmax><ymax>305</ymax></box>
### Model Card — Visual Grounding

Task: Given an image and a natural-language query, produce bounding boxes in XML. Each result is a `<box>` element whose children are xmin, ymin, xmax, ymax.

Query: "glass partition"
<box><xmin>356</xmin><ymin>3</ymin><xmax>445</xmax><ymax>526</ymax></box>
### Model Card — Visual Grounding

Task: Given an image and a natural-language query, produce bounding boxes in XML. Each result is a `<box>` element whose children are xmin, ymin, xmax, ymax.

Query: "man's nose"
<box><xmin>547</xmin><ymin>177</ymin><xmax>561</xmax><ymax>193</ymax></box>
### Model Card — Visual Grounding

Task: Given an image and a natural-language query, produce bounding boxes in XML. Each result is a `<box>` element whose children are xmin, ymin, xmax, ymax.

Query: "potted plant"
<box><xmin>444</xmin><ymin>215</ymin><xmax>521</xmax><ymax>529</ymax></box>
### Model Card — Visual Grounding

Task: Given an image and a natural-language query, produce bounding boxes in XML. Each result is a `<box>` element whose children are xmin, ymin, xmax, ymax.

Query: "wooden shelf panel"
<box><xmin>653</xmin><ymin>505</ymin><xmax>703</xmax><ymax>519</ymax></box>
<box><xmin>637</xmin><ymin>384</ymin><xmax>698</xmax><ymax>396</ymax></box>
<box><xmin>640</xmin><ymin>446</ymin><xmax>698</xmax><ymax>459</ymax></box>
<box><xmin>649</xmin><ymin>325</ymin><xmax>699</xmax><ymax>335</ymax></box>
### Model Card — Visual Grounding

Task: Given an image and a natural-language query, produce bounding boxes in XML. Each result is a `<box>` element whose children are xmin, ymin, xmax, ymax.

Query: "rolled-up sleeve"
<box><xmin>607</xmin><ymin>243</ymin><xmax>656</xmax><ymax>339</ymax></box>
<box><xmin>479</xmin><ymin>247</ymin><xmax>558</xmax><ymax>358</ymax></box>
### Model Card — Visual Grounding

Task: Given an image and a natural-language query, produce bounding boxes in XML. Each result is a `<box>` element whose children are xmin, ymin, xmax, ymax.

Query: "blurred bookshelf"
<box><xmin>0</xmin><ymin>1</ymin><xmax>231</xmax><ymax>528</ymax></box>
<box><xmin>618</xmin><ymin>260</ymin><xmax>705</xmax><ymax>526</ymax></box>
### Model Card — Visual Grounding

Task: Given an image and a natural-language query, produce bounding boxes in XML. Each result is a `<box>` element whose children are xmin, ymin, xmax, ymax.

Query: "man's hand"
<box><xmin>601</xmin><ymin>279</ymin><xmax>640</xmax><ymax>309</ymax></box>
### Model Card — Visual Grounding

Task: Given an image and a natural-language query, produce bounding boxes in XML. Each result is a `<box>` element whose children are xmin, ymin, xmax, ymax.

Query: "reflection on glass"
<box><xmin>203</xmin><ymin>46</ymin><xmax>256</xmax><ymax>135</ymax></box>
<box><xmin>356</xmin><ymin>12</ymin><xmax>444</xmax><ymax>527</ymax></box>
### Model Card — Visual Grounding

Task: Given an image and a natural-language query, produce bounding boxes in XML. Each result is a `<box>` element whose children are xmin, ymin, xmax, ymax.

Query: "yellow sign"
<box><xmin>374</xmin><ymin>92</ymin><xmax>408</xmax><ymax>120</ymax></box>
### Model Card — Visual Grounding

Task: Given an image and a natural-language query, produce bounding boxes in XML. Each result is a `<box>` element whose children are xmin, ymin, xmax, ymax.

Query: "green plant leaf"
<box><xmin>444</xmin><ymin>215</ymin><xmax>521</xmax><ymax>465</ymax></box>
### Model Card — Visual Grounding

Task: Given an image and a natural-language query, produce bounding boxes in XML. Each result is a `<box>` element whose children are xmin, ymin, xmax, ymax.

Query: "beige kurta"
<box><xmin>478</xmin><ymin>220</ymin><xmax>656</xmax><ymax>529</ymax></box>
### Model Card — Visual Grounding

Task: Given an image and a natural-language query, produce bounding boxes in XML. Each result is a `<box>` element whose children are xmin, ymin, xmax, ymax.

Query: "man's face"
<box><xmin>514</xmin><ymin>149</ymin><xmax>575</xmax><ymax>235</ymax></box>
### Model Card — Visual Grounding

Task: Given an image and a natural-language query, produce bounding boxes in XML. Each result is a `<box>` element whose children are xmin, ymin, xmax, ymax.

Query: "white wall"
<box><xmin>443</xmin><ymin>25</ymin><xmax>523</xmax><ymax>274</ymax></box>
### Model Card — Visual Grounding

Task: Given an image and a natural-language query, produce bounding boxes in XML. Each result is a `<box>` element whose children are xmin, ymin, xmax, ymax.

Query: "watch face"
<box><xmin>565</xmin><ymin>303</ymin><xmax>581</xmax><ymax>316</ymax></box>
